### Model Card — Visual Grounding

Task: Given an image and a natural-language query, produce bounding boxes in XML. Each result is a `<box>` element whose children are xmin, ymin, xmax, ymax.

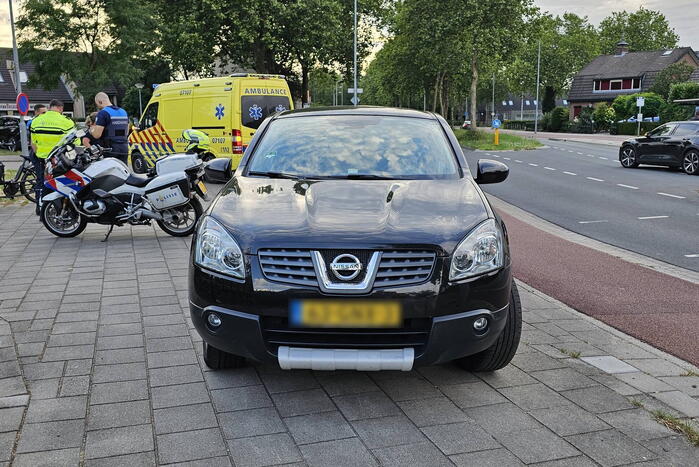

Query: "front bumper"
<box><xmin>190</xmin><ymin>300</ymin><xmax>509</xmax><ymax>368</ymax></box>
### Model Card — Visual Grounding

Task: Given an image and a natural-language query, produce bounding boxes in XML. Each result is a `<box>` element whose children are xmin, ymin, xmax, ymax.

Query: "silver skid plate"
<box><xmin>277</xmin><ymin>346</ymin><xmax>414</xmax><ymax>371</ymax></box>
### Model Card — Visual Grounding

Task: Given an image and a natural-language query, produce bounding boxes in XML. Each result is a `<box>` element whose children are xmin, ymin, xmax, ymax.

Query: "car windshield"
<box><xmin>246</xmin><ymin>115</ymin><xmax>460</xmax><ymax>179</ymax></box>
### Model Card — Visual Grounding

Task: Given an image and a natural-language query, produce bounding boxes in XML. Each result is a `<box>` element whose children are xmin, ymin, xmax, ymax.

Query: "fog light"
<box><xmin>207</xmin><ymin>313</ymin><xmax>222</xmax><ymax>328</ymax></box>
<box><xmin>473</xmin><ymin>317</ymin><xmax>488</xmax><ymax>332</ymax></box>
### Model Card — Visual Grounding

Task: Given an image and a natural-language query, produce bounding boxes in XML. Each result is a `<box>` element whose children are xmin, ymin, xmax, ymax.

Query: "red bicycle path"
<box><xmin>501</xmin><ymin>211</ymin><xmax>699</xmax><ymax>366</ymax></box>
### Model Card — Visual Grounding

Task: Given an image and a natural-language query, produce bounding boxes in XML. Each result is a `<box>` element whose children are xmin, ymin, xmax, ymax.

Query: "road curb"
<box><xmin>490</xmin><ymin>195</ymin><xmax>699</xmax><ymax>285</ymax></box>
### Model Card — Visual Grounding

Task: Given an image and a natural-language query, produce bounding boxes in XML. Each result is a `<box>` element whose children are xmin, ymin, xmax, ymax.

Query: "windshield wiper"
<box><xmin>247</xmin><ymin>171</ymin><xmax>301</xmax><ymax>179</ymax></box>
<box><xmin>330</xmin><ymin>174</ymin><xmax>405</xmax><ymax>180</ymax></box>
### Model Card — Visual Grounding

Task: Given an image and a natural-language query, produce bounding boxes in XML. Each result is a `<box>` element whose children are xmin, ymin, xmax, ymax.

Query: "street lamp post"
<box><xmin>534</xmin><ymin>41</ymin><xmax>541</xmax><ymax>133</ymax></box>
<box><xmin>134</xmin><ymin>83</ymin><xmax>144</xmax><ymax>116</ymax></box>
<box><xmin>8</xmin><ymin>0</ymin><xmax>28</xmax><ymax>158</ymax></box>
<box><xmin>353</xmin><ymin>0</ymin><xmax>358</xmax><ymax>106</ymax></box>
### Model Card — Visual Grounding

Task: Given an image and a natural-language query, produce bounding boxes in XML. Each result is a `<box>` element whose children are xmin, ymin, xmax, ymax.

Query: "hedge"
<box><xmin>610</xmin><ymin>121</ymin><xmax>662</xmax><ymax>135</ymax></box>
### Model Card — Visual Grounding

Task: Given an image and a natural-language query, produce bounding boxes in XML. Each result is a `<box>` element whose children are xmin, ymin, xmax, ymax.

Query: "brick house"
<box><xmin>567</xmin><ymin>41</ymin><xmax>699</xmax><ymax>119</ymax></box>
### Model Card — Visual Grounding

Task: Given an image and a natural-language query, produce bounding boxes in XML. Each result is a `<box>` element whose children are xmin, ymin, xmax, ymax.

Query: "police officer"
<box><xmin>29</xmin><ymin>99</ymin><xmax>75</xmax><ymax>214</ymax></box>
<box><xmin>26</xmin><ymin>104</ymin><xmax>47</xmax><ymax>131</ymax></box>
<box><xmin>89</xmin><ymin>92</ymin><xmax>129</xmax><ymax>165</ymax></box>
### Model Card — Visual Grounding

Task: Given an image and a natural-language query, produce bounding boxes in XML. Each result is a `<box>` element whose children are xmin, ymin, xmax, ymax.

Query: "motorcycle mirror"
<box><xmin>75</xmin><ymin>129</ymin><xmax>87</xmax><ymax>139</ymax></box>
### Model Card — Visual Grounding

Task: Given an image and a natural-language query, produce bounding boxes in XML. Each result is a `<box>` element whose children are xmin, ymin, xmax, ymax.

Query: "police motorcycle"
<box><xmin>40</xmin><ymin>129</ymin><xmax>205</xmax><ymax>240</ymax></box>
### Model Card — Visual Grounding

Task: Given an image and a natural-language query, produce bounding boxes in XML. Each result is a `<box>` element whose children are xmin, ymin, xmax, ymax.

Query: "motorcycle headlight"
<box><xmin>449</xmin><ymin>218</ymin><xmax>504</xmax><ymax>281</ymax></box>
<box><xmin>194</xmin><ymin>216</ymin><xmax>245</xmax><ymax>279</ymax></box>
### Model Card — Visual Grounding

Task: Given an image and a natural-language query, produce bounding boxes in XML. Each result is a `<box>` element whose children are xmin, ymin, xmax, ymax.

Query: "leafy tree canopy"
<box><xmin>598</xmin><ymin>7</ymin><xmax>679</xmax><ymax>54</ymax></box>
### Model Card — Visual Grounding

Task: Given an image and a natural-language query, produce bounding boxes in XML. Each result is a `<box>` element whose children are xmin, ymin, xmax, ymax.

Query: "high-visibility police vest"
<box><xmin>100</xmin><ymin>106</ymin><xmax>129</xmax><ymax>148</ymax></box>
<box><xmin>29</xmin><ymin>111</ymin><xmax>75</xmax><ymax>159</ymax></box>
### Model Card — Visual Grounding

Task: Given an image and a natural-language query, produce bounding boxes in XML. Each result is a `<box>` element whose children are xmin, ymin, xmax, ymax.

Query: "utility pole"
<box><xmin>353</xmin><ymin>0</ymin><xmax>358</xmax><ymax>106</ymax></box>
<box><xmin>9</xmin><ymin>0</ymin><xmax>29</xmax><ymax>158</ymax></box>
<box><xmin>520</xmin><ymin>92</ymin><xmax>524</xmax><ymax>121</ymax></box>
<box><xmin>534</xmin><ymin>40</ymin><xmax>541</xmax><ymax>133</ymax></box>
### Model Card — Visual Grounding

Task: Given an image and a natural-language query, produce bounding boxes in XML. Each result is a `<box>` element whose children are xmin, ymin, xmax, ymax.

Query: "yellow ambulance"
<box><xmin>129</xmin><ymin>74</ymin><xmax>293</xmax><ymax>173</ymax></box>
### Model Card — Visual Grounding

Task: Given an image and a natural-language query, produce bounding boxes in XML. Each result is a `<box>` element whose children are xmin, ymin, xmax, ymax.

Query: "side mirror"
<box><xmin>474</xmin><ymin>159</ymin><xmax>509</xmax><ymax>184</ymax></box>
<box><xmin>204</xmin><ymin>157</ymin><xmax>233</xmax><ymax>184</ymax></box>
<box><xmin>644</xmin><ymin>132</ymin><xmax>650</xmax><ymax>137</ymax></box>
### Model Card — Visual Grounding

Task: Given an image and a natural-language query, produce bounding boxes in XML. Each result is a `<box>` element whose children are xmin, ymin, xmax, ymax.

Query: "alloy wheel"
<box><xmin>620</xmin><ymin>147</ymin><xmax>637</xmax><ymax>168</ymax></box>
<box><xmin>683</xmin><ymin>151</ymin><xmax>699</xmax><ymax>175</ymax></box>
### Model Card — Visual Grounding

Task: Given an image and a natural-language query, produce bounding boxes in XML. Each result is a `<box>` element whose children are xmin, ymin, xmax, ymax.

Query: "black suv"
<box><xmin>619</xmin><ymin>121</ymin><xmax>699</xmax><ymax>175</ymax></box>
<box><xmin>190</xmin><ymin>107</ymin><xmax>520</xmax><ymax>372</ymax></box>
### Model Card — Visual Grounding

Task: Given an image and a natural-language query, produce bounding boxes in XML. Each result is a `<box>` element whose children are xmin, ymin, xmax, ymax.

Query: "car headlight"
<box><xmin>194</xmin><ymin>216</ymin><xmax>245</xmax><ymax>279</ymax></box>
<box><xmin>449</xmin><ymin>218</ymin><xmax>504</xmax><ymax>281</ymax></box>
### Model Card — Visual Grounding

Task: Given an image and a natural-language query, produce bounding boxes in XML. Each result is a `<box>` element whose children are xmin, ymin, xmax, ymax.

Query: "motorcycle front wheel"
<box><xmin>157</xmin><ymin>197</ymin><xmax>203</xmax><ymax>237</ymax></box>
<box><xmin>41</xmin><ymin>199</ymin><xmax>87</xmax><ymax>237</ymax></box>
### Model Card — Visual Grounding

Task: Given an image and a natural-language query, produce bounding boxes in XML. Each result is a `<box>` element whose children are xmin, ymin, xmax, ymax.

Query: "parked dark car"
<box><xmin>619</xmin><ymin>121</ymin><xmax>699</xmax><ymax>175</ymax></box>
<box><xmin>190</xmin><ymin>107</ymin><xmax>520</xmax><ymax>373</ymax></box>
<box><xmin>0</xmin><ymin>116</ymin><xmax>21</xmax><ymax>152</ymax></box>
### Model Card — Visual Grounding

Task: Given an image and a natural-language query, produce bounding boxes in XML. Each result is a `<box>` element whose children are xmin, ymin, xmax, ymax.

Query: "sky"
<box><xmin>1</xmin><ymin>1</ymin><xmax>697</xmax><ymax>50</ymax></box>
<box><xmin>535</xmin><ymin>0</ymin><xmax>698</xmax><ymax>49</ymax></box>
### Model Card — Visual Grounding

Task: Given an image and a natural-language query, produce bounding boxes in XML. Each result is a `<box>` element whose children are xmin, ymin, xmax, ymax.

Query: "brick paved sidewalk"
<box><xmin>1</xmin><ymin>202</ymin><xmax>698</xmax><ymax>466</ymax></box>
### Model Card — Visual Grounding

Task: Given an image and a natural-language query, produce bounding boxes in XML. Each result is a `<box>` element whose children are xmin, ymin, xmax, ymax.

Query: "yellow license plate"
<box><xmin>290</xmin><ymin>300</ymin><xmax>402</xmax><ymax>328</ymax></box>
<box><xmin>197</xmin><ymin>181</ymin><xmax>208</xmax><ymax>194</ymax></box>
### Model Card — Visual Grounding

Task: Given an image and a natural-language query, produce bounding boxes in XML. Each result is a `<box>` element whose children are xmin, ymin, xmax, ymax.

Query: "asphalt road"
<box><xmin>463</xmin><ymin>139</ymin><xmax>699</xmax><ymax>271</ymax></box>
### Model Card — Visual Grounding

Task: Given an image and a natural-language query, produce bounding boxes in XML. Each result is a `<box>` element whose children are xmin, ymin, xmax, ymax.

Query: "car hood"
<box><xmin>210</xmin><ymin>177</ymin><xmax>489</xmax><ymax>255</ymax></box>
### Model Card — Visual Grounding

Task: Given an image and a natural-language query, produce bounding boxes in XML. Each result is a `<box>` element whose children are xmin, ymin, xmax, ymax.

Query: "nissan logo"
<box><xmin>329</xmin><ymin>254</ymin><xmax>362</xmax><ymax>281</ymax></box>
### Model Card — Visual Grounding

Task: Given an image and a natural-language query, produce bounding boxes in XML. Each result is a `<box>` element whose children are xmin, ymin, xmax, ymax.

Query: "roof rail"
<box><xmin>229</xmin><ymin>73</ymin><xmax>286</xmax><ymax>79</ymax></box>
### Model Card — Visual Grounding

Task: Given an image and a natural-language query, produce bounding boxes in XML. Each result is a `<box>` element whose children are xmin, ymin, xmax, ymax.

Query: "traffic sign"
<box><xmin>350</xmin><ymin>96</ymin><xmax>360</xmax><ymax>105</ymax></box>
<box><xmin>492</xmin><ymin>118</ymin><xmax>501</xmax><ymax>129</ymax></box>
<box><xmin>16</xmin><ymin>93</ymin><xmax>29</xmax><ymax>115</ymax></box>
<box><xmin>347</xmin><ymin>88</ymin><xmax>363</xmax><ymax>94</ymax></box>
<box><xmin>636</xmin><ymin>97</ymin><xmax>645</xmax><ymax>107</ymax></box>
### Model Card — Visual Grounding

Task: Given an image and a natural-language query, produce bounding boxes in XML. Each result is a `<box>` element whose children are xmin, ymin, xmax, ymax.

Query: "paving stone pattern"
<box><xmin>1</xmin><ymin>201</ymin><xmax>698</xmax><ymax>466</ymax></box>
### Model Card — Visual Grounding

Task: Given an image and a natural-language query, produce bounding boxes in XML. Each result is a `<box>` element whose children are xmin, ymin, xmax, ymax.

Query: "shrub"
<box><xmin>612</xmin><ymin>92</ymin><xmax>665</xmax><ymax>120</ymax></box>
<box><xmin>610</xmin><ymin>121</ymin><xmax>662</xmax><ymax>135</ymax></box>
<box><xmin>659</xmin><ymin>102</ymin><xmax>693</xmax><ymax>122</ymax></box>
<box><xmin>592</xmin><ymin>103</ymin><xmax>615</xmax><ymax>132</ymax></box>
<box><xmin>547</xmin><ymin>106</ymin><xmax>569</xmax><ymax>132</ymax></box>
<box><xmin>668</xmin><ymin>82</ymin><xmax>699</xmax><ymax>101</ymax></box>
<box><xmin>570</xmin><ymin>107</ymin><xmax>594</xmax><ymax>133</ymax></box>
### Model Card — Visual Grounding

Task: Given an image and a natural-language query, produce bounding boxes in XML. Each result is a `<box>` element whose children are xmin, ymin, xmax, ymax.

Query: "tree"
<box><xmin>506</xmin><ymin>13</ymin><xmax>599</xmax><ymax>113</ymax></box>
<box><xmin>17</xmin><ymin>0</ymin><xmax>158</xmax><ymax>98</ymax></box>
<box><xmin>598</xmin><ymin>7</ymin><xmax>679</xmax><ymax>54</ymax></box>
<box><xmin>649</xmin><ymin>63</ymin><xmax>696</xmax><ymax>99</ymax></box>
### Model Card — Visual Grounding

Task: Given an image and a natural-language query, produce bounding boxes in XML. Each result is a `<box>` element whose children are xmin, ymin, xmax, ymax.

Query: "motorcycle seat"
<box><xmin>125</xmin><ymin>173</ymin><xmax>152</xmax><ymax>188</ymax></box>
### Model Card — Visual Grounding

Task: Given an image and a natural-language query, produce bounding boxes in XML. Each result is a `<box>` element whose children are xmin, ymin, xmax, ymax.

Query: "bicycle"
<box><xmin>0</xmin><ymin>153</ymin><xmax>39</xmax><ymax>202</ymax></box>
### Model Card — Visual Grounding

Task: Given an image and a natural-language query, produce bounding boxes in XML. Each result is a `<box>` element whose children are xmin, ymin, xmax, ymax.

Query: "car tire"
<box><xmin>202</xmin><ymin>341</ymin><xmax>246</xmax><ymax>370</ymax></box>
<box><xmin>131</xmin><ymin>151</ymin><xmax>147</xmax><ymax>174</ymax></box>
<box><xmin>456</xmin><ymin>282</ymin><xmax>522</xmax><ymax>372</ymax></box>
<box><xmin>682</xmin><ymin>150</ymin><xmax>699</xmax><ymax>175</ymax></box>
<box><xmin>619</xmin><ymin>146</ymin><xmax>639</xmax><ymax>168</ymax></box>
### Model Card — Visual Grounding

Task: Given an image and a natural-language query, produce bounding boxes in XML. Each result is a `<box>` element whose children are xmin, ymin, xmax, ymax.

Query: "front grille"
<box><xmin>261</xmin><ymin>316</ymin><xmax>431</xmax><ymax>351</ymax></box>
<box><xmin>317</xmin><ymin>249</ymin><xmax>372</xmax><ymax>284</ymax></box>
<box><xmin>374</xmin><ymin>250</ymin><xmax>436</xmax><ymax>287</ymax></box>
<box><xmin>258</xmin><ymin>248</ymin><xmax>437</xmax><ymax>289</ymax></box>
<box><xmin>258</xmin><ymin>249</ymin><xmax>317</xmax><ymax>287</ymax></box>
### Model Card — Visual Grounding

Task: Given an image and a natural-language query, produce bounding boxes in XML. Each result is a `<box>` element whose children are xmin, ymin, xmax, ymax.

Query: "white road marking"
<box><xmin>657</xmin><ymin>192</ymin><xmax>686</xmax><ymax>199</ymax></box>
<box><xmin>544</xmin><ymin>166</ymin><xmax>556</xmax><ymax>171</ymax></box>
<box><xmin>578</xmin><ymin>220</ymin><xmax>608</xmax><ymax>224</ymax></box>
<box><xmin>685</xmin><ymin>254</ymin><xmax>699</xmax><ymax>258</ymax></box>
<box><xmin>503</xmin><ymin>157</ymin><xmax>511</xmax><ymax>160</ymax></box>
<box><xmin>529</xmin><ymin>163</ymin><xmax>539</xmax><ymax>167</ymax></box>
<box><xmin>598</xmin><ymin>157</ymin><xmax>608</xmax><ymax>160</ymax></box>
<box><xmin>586</xmin><ymin>154</ymin><xmax>595</xmax><ymax>157</ymax></box>
<box><xmin>492</xmin><ymin>154</ymin><xmax>500</xmax><ymax>158</ymax></box>
<box><xmin>617</xmin><ymin>184</ymin><xmax>639</xmax><ymax>189</ymax></box>
<box><xmin>638</xmin><ymin>215</ymin><xmax>669</xmax><ymax>220</ymax></box>
<box><xmin>577</xmin><ymin>152</ymin><xmax>583</xmax><ymax>155</ymax></box>
<box><xmin>514</xmin><ymin>160</ymin><xmax>523</xmax><ymax>163</ymax></box>
<box><xmin>563</xmin><ymin>171</ymin><xmax>577</xmax><ymax>176</ymax></box>
<box><xmin>586</xmin><ymin>177</ymin><xmax>604</xmax><ymax>182</ymax></box>
<box><xmin>568</xmin><ymin>150</ymin><xmax>574</xmax><ymax>153</ymax></box>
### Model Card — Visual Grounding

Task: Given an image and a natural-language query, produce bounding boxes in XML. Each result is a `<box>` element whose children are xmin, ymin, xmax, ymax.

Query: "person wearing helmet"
<box><xmin>182</xmin><ymin>129</ymin><xmax>210</xmax><ymax>153</ymax></box>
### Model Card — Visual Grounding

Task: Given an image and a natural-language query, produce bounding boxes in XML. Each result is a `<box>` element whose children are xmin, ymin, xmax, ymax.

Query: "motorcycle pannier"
<box><xmin>144</xmin><ymin>172</ymin><xmax>191</xmax><ymax>210</ymax></box>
